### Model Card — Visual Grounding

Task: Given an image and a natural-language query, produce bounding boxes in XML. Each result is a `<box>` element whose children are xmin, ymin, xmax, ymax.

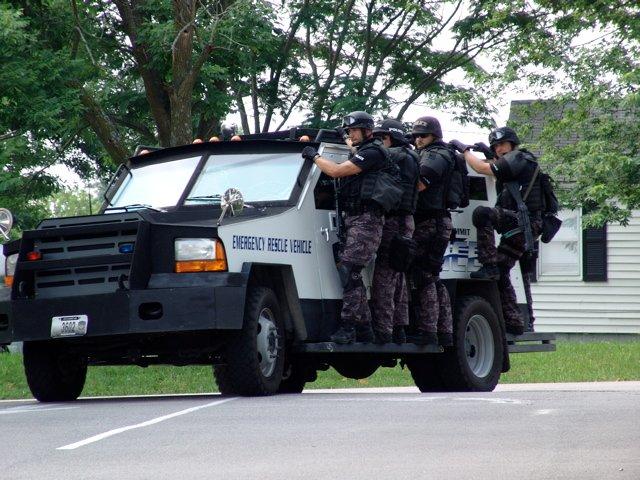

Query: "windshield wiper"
<box><xmin>185</xmin><ymin>194</ymin><xmax>222</xmax><ymax>203</ymax></box>
<box><xmin>104</xmin><ymin>203</ymin><xmax>165</xmax><ymax>212</ymax></box>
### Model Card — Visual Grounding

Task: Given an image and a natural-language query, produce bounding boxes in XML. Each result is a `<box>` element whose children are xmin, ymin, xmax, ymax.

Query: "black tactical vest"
<box><xmin>495</xmin><ymin>149</ymin><xmax>544</xmax><ymax>213</ymax></box>
<box><xmin>339</xmin><ymin>138</ymin><xmax>386</xmax><ymax>214</ymax></box>
<box><xmin>415</xmin><ymin>142</ymin><xmax>455</xmax><ymax>213</ymax></box>
<box><xmin>388</xmin><ymin>146</ymin><xmax>420</xmax><ymax>215</ymax></box>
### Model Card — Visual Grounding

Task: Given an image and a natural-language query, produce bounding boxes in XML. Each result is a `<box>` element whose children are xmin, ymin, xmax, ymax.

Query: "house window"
<box><xmin>537</xmin><ymin>209</ymin><xmax>581</xmax><ymax>279</ymax></box>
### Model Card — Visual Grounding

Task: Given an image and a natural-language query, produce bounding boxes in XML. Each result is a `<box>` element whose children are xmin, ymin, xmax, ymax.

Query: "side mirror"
<box><xmin>218</xmin><ymin>188</ymin><xmax>244</xmax><ymax>226</ymax></box>
<box><xmin>0</xmin><ymin>208</ymin><xmax>13</xmax><ymax>241</ymax></box>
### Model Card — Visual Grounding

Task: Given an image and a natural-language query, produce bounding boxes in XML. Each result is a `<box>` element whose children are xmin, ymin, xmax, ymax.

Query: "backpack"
<box><xmin>448</xmin><ymin>152</ymin><xmax>470</xmax><ymax>209</ymax></box>
<box><xmin>539</xmin><ymin>171</ymin><xmax>562</xmax><ymax>243</ymax></box>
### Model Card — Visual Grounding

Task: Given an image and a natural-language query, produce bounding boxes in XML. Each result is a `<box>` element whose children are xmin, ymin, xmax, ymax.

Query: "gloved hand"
<box><xmin>301</xmin><ymin>146</ymin><xmax>319</xmax><ymax>161</ymax></box>
<box><xmin>472</xmin><ymin>142</ymin><xmax>494</xmax><ymax>159</ymax></box>
<box><xmin>449</xmin><ymin>139</ymin><xmax>470</xmax><ymax>153</ymax></box>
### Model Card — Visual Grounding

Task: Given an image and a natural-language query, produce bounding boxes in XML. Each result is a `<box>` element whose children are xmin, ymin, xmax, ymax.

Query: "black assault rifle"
<box><xmin>502</xmin><ymin>164</ymin><xmax>540</xmax><ymax>261</ymax></box>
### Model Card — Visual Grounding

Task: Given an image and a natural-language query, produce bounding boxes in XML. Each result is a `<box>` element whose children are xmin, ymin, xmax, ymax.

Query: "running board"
<box><xmin>506</xmin><ymin>332</ymin><xmax>556</xmax><ymax>353</ymax></box>
<box><xmin>293</xmin><ymin>342</ymin><xmax>443</xmax><ymax>355</ymax></box>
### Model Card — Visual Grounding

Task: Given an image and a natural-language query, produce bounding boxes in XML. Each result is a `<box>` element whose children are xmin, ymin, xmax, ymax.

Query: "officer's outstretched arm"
<box><xmin>464</xmin><ymin>150</ymin><xmax>493</xmax><ymax>176</ymax></box>
<box><xmin>314</xmin><ymin>157</ymin><xmax>362</xmax><ymax>178</ymax></box>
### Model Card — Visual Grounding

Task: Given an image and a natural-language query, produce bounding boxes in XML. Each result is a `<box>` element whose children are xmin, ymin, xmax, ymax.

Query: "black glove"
<box><xmin>301</xmin><ymin>146</ymin><xmax>319</xmax><ymax>161</ymax></box>
<box><xmin>472</xmin><ymin>142</ymin><xmax>494</xmax><ymax>159</ymax></box>
<box><xmin>449</xmin><ymin>139</ymin><xmax>470</xmax><ymax>153</ymax></box>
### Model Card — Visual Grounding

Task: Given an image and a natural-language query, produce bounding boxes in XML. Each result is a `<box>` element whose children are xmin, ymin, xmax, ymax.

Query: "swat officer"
<box><xmin>301</xmin><ymin>111</ymin><xmax>387</xmax><ymax>344</ymax></box>
<box><xmin>370</xmin><ymin>119</ymin><xmax>419</xmax><ymax>344</ymax></box>
<box><xmin>408</xmin><ymin>116</ymin><xmax>455</xmax><ymax>347</ymax></box>
<box><xmin>451</xmin><ymin>127</ymin><xmax>543</xmax><ymax>335</ymax></box>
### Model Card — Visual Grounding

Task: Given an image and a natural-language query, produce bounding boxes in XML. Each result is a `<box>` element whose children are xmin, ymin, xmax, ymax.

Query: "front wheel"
<box><xmin>23</xmin><ymin>341</ymin><xmax>87</xmax><ymax>402</ymax></box>
<box><xmin>440</xmin><ymin>295</ymin><xmax>504</xmax><ymax>392</ymax></box>
<box><xmin>214</xmin><ymin>287</ymin><xmax>285</xmax><ymax>396</ymax></box>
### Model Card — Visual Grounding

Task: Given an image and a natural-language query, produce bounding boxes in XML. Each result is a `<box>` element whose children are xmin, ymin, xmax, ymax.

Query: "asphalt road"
<box><xmin>1</xmin><ymin>383</ymin><xmax>639</xmax><ymax>480</ymax></box>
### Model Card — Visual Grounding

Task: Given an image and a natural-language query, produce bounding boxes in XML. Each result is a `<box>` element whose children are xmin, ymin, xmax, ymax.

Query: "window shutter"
<box><xmin>583</xmin><ymin>225</ymin><xmax>607</xmax><ymax>282</ymax></box>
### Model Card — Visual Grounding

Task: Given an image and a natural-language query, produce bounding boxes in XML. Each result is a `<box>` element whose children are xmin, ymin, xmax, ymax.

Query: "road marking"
<box><xmin>0</xmin><ymin>405</ymin><xmax>78</xmax><ymax>415</ymax></box>
<box><xmin>534</xmin><ymin>409</ymin><xmax>556</xmax><ymax>415</ymax></box>
<box><xmin>57</xmin><ymin>397</ymin><xmax>236</xmax><ymax>451</ymax></box>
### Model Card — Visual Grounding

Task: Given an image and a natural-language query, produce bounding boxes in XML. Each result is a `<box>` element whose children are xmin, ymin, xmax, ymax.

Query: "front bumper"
<box><xmin>0</xmin><ymin>272</ymin><xmax>247</xmax><ymax>343</ymax></box>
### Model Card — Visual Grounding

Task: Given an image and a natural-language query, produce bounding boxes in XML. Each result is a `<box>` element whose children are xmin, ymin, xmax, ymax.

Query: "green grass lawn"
<box><xmin>1</xmin><ymin>341</ymin><xmax>639</xmax><ymax>400</ymax></box>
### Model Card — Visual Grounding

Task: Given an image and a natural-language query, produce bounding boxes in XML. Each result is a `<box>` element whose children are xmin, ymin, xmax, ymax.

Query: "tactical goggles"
<box><xmin>342</xmin><ymin>115</ymin><xmax>359</xmax><ymax>127</ymax></box>
<box><xmin>489</xmin><ymin>128</ymin><xmax>507</xmax><ymax>144</ymax></box>
<box><xmin>412</xmin><ymin>133</ymin><xmax>429</xmax><ymax>139</ymax></box>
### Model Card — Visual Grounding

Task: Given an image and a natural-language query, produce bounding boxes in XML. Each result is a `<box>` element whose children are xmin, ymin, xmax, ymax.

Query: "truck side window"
<box><xmin>314</xmin><ymin>173</ymin><xmax>336</xmax><ymax>210</ymax></box>
<box><xmin>469</xmin><ymin>176</ymin><xmax>488</xmax><ymax>201</ymax></box>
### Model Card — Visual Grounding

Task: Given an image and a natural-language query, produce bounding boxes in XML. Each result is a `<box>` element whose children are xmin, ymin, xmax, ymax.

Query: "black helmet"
<box><xmin>489</xmin><ymin>127</ymin><xmax>520</xmax><ymax>150</ymax></box>
<box><xmin>411</xmin><ymin>116</ymin><xmax>442</xmax><ymax>139</ymax></box>
<box><xmin>373</xmin><ymin>118</ymin><xmax>407</xmax><ymax>145</ymax></box>
<box><xmin>342</xmin><ymin>111</ymin><xmax>375</xmax><ymax>130</ymax></box>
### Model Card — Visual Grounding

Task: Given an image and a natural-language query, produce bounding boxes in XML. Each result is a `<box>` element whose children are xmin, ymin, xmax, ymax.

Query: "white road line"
<box><xmin>534</xmin><ymin>409</ymin><xmax>556</xmax><ymax>415</ymax></box>
<box><xmin>57</xmin><ymin>397</ymin><xmax>236</xmax><ymax>451</ymax></box>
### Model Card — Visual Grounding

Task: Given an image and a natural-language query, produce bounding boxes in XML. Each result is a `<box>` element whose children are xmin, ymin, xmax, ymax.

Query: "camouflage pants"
<box><xmin>412</xmin><ymin>216</ymin><xmax>453</xmax><ymax>334</ymax></box>
<box><xmin>371</xmin><ymin>215</ymin><xmax>415</xmax><ymax>334</ymax></box>
<box><xmin>474</xmin><ymin>206</ymin><xmax>543</xmax><ymax>327</ymax></box>
<box><xmin>340</xmin><ymin>211</ymin><xmax>384</xmax><ymax>325</ymax></box>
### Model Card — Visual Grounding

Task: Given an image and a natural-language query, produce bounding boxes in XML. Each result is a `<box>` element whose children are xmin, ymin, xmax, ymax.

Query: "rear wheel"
<box><xmin>440</xmin><ymin>295</ymin><xmax>503</xmax><ymax>391</ymax></box>
<box><xmin>214</xmin><ymin>287</ymin><xmax>285</xmax><ymax>396</ymax></box>
<box><xmin>23</xmin><ymin>341</ymin><xmax>87</xmax><ymax>402</ymax></box>
<box><xmin>405</xmin><ymin>356</ymin><xmax>449</xmax><ymax>392</ymax></box>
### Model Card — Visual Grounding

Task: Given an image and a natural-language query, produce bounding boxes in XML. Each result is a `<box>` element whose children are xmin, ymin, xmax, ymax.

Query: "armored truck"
<box><xmin>0</xmin><ymin>129</ymin><xmax>554</xmax><ymax>401</ymax></box>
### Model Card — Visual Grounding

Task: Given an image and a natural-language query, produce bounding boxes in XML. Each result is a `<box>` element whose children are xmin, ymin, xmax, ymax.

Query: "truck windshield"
<box><xmin>184</xmin><ymin>152</ymin><xmax>304</xmax><ymax>205</ymax></box>
<box><xmin>110</xmin><ymin>156</ymin><xmax>201</xmax><ymax>209</ymax></box>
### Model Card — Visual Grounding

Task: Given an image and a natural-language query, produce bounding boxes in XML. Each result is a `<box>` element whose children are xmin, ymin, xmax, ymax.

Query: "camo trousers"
<box><xmin>412</xmin><ymin>216</ymin><xmax>453</xmax><ymax>334</ymax></box>
<box><xmin>474</xmin><ymin>206</ymin><xmax>543</xmax><ymax>327</ymax></box>
<box><xmin>340</xmin><ymin>211</ymin><xmax>384</xmax><ymax>325</ymax></box>
<box><xmin>371</xmin><ymin>215</ymin><xmax>415</xmax><ymax>334</ymax></box>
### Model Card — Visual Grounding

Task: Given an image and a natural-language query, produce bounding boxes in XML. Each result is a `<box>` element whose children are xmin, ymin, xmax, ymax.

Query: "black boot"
<box><xmin>470</xmin><ymin>264</ymin><xmax>500</xmax><ymax>280</ymax></box>
<box><xmin>392</xmin><ymin>325</ymin><xmax>406</xmax><ymax>344</ymax></box>
<box><xmin>505</xmin><ymin>323</ymin><xmax>524</xmax><ymax>336</ymax></box>
<box><xmin>407</xmin><ymin>330</ymin><xmax>439</xmax><ymax>346</ymax></box>
<box><xmin>374</xmin><ymin>329</ymin><xmax>392</xmax><ymax>344</ymax></box>
<box><xmin>438</xmin><ymin>332</ymin><xmax>454</xmax><ymax>347</ymax></box>
<box><xmin>355</xmin><ymin>323</ymin><xmax>375</xmax><ymax>343</ymax></box>
<box><xmin>330</xmin><ymin>323</ymin><xmax>355</xmax><ymax>344</ymax></box>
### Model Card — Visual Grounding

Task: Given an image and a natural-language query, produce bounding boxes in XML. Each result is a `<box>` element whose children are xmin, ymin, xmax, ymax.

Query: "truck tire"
<box><xmin>405</xmin><ymin>357</ymin><xmax>449</xmax><ymax>392</ymax></box>
<box><xmin>277</xmin><ymin>360</ymin><xmax>316</xmax><ymax>394</ymax></box>
<box><xmin>332</xmin><ymin>357</ymin><xmax>379</xmax><ymax>379</ymax></box>
<box><xmin>440</xmin><ymin>295</ymin><xmax>503</xmax><ymax>392</ymax></box>
<box><xmin>23</xmin><ymin>341</ymin><xmax>87</xmax><ymax>402</ymax></box>
<box><xmin>214</xmin><ymin>287</ymin><xmax>285</xmax><ymax>396</ymax></box>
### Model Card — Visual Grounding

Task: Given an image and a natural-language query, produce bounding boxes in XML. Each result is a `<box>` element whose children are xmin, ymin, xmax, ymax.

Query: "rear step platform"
<box><xmin>507</xmin><ymin>332</ymin><xmax>556</xmax><ymax>353</ymax></box>
<box><xmin>293</xmin><ymin>342</ymin><xmax>442</xmax><ymax>354</ymax></box>
<box><xmin>293</xmin><ymin>332</ymin><xmax>556</xmax><ymax>355</ymax></box>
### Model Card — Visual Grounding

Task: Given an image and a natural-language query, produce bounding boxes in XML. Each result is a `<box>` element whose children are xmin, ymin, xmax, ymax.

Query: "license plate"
<box><xmin>51</xmin><ymin>315</ymin><xmax>89</xmax><ymax>338</ymax></box>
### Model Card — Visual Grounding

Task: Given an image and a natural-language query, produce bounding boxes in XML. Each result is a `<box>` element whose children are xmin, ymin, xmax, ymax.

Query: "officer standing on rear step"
<box><xmin>407</xmin><ymin>116</ymin><xmax>455</xmax><ymax>347</ymax></box>
<box><xmin>450</xmin><ymin>127</ymin><xmax>543</xmax><ymax>336</ymax></box>
<box><xmin>301</xmin><ymin>111</ymin><xmax>387</xmax><ymax>344</ymax></box>
<box><xmin>370</xmin><ymin>119</ymin><xmax>419</xmax><ymax>344</ymax></box>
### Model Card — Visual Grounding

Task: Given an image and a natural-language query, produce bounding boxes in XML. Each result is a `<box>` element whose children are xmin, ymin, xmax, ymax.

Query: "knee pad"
<box><xmin>472</xmin><ymin>206</ymin><xmax>496</xmax><ymax>229</ymax></box>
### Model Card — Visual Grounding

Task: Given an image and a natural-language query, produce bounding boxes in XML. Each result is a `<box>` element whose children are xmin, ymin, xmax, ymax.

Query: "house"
<box><xmin>509</xmin><ymin>100</ymin><xmax>640</xmax><ymax>336</ymax></box>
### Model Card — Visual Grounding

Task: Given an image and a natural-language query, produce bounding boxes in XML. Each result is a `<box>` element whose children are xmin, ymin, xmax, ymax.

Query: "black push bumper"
<box><xmin>0</xmin><ymin>272</ymin><xmax>247</xmax><ymax>343</ymax></box>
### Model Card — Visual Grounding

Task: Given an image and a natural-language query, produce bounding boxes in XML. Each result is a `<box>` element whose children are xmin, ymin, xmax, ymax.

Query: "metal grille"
<box><xmin>32</xmin><ymin>217</ymin><xmax>139</xmax><ymax>298</ymax></box>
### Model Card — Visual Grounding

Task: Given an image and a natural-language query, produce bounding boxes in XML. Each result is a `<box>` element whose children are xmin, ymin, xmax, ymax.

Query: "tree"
<box><xmin>504</xmin><ymin>2</ymin><xmax>640</xmax><ymax>226</ymax></box>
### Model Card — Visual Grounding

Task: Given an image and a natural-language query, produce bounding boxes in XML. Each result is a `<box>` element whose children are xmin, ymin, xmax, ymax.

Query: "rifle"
<box><xmin>503</xmin><ymin>164</ymin><xmax>540</xmax><ymax>259</ymax></box>
<box><xmin>332</xmin><ymin>178</ymin><xmax>346</xmax><ymax>263</ymax></box>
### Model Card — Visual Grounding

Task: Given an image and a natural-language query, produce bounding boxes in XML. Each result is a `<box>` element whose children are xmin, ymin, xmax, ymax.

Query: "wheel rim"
<box><xmin>256</xmin><ymin>308</ymin><xmax>280</xmax><ymax>378</ymax></box>
<box><xmin>464</xmin><ymin>314</ymin><xmax>495</xmax><ymax>378</ymax></box>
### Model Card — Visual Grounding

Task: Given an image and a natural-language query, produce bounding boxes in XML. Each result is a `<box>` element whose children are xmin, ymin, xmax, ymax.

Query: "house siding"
<box><xmin>533</xmin><ymin>211</ymin><xmax>640</xmax><ymax>334</ymax></box>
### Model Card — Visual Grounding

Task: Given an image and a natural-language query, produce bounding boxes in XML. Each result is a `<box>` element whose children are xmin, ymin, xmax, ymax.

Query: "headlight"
<box><xmin>4</xmin><ymin>253</ymin><xmax>18</xmax><ymax>287</ymax></box>
<box><xmin>174</xmin><ymin>238</ymin><xmax>227</xmax><ymax>272</ymax></box>
<box><xmin>175</xmin><ymin>238</ymin><xmax>217</xmax><ymax>261</ymax></box>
